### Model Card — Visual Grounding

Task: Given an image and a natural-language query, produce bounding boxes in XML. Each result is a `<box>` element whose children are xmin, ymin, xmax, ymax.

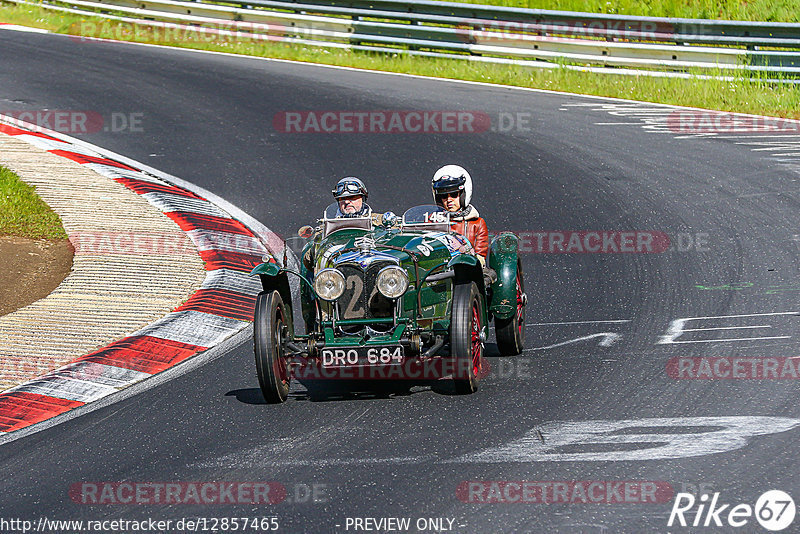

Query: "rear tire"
<box><xmin>450</xmin><ymin>282</ymin><xmax>483</xmax><ymax>394</ymax></box>
<box><xmin>254</xmin><ymin>291</ymin><xmax>290</xmax><ymax>403</ymax></box>
<box><xmin>496</xmin><ymin>261</ymin><xmax>525</xmax><ymax>356</ymax></box>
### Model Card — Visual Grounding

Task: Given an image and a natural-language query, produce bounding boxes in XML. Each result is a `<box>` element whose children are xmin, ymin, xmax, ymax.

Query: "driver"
<box><xmin>332</xmin><ymin>176</ymin><xmax>370</xmax><ymax>218</ymax></box>
<box><xmin>431</xmin><ymin>165</ymin><xmax>489</xmax><ymax>263</ymax></box>
<box><xmin>303</xmin><ymin>176</ymin><xmax>372</xmax><ymax>270</ymax></box>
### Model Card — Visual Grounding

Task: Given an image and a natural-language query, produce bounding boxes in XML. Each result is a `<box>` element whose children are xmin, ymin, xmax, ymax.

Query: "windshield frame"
<box><xmin>322</xmin><ymin>202</ymin><xmax>373</xmax><ymax>237</ymax></box>
<box><xmin>401</xmin><ymin>205</ymin><xmax>451</xmax><ymax>233</ymax></box>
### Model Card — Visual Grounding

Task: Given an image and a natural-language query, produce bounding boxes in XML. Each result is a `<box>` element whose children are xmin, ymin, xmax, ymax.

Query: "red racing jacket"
<box><xmin>449</xmin><ymin>205</ymin><xmax>489</xmax><ymax>261</ymax></box>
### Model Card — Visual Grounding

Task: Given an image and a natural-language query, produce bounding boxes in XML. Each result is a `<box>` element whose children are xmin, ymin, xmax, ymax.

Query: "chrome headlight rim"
<box><xmin>314</xmin><ymin>268</ymin><xmax>346</xmax><ymax>301</ymax></box>
<box><xmin>376</xmin><ymin>265</ymin><xmax>409</xmax><ymax>299</ymax></box>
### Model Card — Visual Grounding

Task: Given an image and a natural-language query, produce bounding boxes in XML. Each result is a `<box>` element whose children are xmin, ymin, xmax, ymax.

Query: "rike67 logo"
<box><xmin>668</xmin><ymin>490</ymin><xmax>795</xmax><ymax>531</ymax></box>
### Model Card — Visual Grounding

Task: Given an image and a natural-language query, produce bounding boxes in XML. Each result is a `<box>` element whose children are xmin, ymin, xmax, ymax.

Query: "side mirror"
<box><xmin>298</xmin><ymin>225</ymin><xmax>314</xmax><ymax>238</ymax></box>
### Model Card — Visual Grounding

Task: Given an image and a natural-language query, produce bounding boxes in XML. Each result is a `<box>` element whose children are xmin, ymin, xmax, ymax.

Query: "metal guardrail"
<box><xmin>11</xmin><ymin>0</ymin><xmax>800</xmax><ymax>80</ymax></box>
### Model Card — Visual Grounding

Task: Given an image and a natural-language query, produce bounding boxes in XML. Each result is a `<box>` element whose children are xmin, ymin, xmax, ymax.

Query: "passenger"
<box><xmin>431</xmin><ymin>165</ymin><xmax>488</xmax><ymax>264</ymax></box>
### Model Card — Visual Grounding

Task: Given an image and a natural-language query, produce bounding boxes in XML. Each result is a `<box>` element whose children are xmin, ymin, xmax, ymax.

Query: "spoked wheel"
<box><xmin>451</xmin><ymin>282</ymin><xmax>483</xmax><ymax>394</ymax></box>
<box><xmin>496</xmin><ymin>261</ymin><xmax>526</xmax><ymax>356</ymax></box>
<box><xmin>254</xmin><ymin>290</ymin><xmax>291</xmax><ymax>403</ymax></box>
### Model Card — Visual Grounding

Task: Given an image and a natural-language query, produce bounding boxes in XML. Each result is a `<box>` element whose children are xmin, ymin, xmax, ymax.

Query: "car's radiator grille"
<box><xmin>337</xmin><ymin>262</ymin><xmax>395</xmax><ymax>321</ymax></box>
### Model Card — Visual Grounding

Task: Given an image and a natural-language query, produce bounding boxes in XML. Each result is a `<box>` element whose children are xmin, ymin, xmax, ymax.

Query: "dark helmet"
<box><xmin>431</xmin><ymin>164</ymin><xmax>472</xmax><ymax>210</ymax></box>
<box><xmin>332</xmin><ymin>176</ymin><xmax>368</xmax><ymax>201</ymax></box>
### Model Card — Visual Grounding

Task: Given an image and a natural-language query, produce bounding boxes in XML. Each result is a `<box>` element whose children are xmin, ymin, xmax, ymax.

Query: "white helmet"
<box><xmin>431</xmin><ymin>164</ymin><xmax>472</xmax><ymax>210</ymax></box>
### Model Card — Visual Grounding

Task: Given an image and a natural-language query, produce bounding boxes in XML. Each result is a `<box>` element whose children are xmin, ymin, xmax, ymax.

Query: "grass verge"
<box><xmin>0</xmin><ymin>165</ymin><xmax>68</xmax><ymax>240</ymax></box>
<box><xmin>454</xmin><ymin>0</ymin><xmax>800</xmax><ymax>23</ymax></box>
<box><xmin>0</xmin><ymin>3</ymin><xmax>799</xmax><ymax>119</ymax></box>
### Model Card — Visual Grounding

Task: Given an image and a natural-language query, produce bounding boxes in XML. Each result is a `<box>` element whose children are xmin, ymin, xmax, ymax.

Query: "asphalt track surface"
<box><xmin>1</xmin><ymin>30</ymin><xmax>799</xmax><ymax>534</ymax></box>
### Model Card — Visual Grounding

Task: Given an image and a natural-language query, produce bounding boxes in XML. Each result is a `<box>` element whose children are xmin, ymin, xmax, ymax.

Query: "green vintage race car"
<box><xmin>250</xmin><ymin>203</ymin><xmax>526</xmax><ymax>403</ymax></box>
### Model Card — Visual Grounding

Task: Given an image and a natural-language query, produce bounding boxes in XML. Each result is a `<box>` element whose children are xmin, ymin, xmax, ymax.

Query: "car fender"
<box><xmin>488</xmin><ymin>232</ymin><xmax>520</xmax><ymax>321</ymax></box>
<box><xmin>250</xmin><ymin>262</ymin><xmax>294</xmax><ymax>336</ymax></box>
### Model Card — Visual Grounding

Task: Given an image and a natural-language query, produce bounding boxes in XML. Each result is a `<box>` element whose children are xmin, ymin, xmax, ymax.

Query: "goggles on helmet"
<box><xmin>432</xmin><ymin>174</ymin><xmax>465</xmax><ymax>193</ymax></box>
<box><xmin>332</xmin><ymin>180</ymin><xmax>366</xmax><ymax>199</ymax></box>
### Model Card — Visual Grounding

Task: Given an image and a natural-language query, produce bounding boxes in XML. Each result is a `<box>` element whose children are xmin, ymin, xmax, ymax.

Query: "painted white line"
<box><xmin>717</xmin><ymin>135</ymin><xmax>800</xmax><ymax>139</ymax></box>
<box><xmin>563</xmin><ymin>102</ymin><xmax>800</xmax><ymax>156</ymax></box>
<box><xmin>658</xmin><ymin>312</ymin><xmax>797</xmax><ymax>345</ymax></box>
<box><xmin>749</xmin><ymin>145</ymin><xmax>800</xmax><ymax>151</ymax></box>
<box><xmin>674</xmin><ymin>311</ymin><xmax>797</xmax><ymax>320</ymax></box>
<box><xmin>451</xmin><ymin>417</ymin><xmax>800</xmax><ymax>463</ymax></box>
<box><xmin>529</xmin><ymin>320</ymin><xmax>631</xmax><ymax>326</ymax></box>
<box><xmin>681</xmin><ymin>325</ymin><xmax>772</xmax><ymax>332</ymax></box>
<box><xmin>529</xmin><ymin>332</ymin><xmax>622</xmax><ymax>351</ymax></box>
<box><xmin>0</xmin><ymin>24</ymin><xmax>49</xmax><ymax>33</ymax></box>
<box><xmin>663</xmin><ymin>337</ymin><xmax>792</xmax><ymax>343</ymax></box>
<box><xmin>195</xmin><ymin>452</ymin><xmax>432</xmax><ymax>469</ymax></box>
<box><xmin>606</xmin><ymin>111</ymin><xmax>674</xmax><ymax>115</ymax></box>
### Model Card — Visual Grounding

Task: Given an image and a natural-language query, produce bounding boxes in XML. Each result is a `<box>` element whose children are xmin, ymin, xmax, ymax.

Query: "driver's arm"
<box><xmin>473</xmin><ymin>218</ymin><xmax>489</xmax><ymax>261</ymax></box>
<box><xmin>301</xmin><ymin>241</ymin><xmax>315</xmax><ymax>271</ymax></box>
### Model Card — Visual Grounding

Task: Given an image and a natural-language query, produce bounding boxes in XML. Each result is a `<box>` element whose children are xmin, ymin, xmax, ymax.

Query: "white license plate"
<box><xmin>321</xmin><ymin>346</ymin><xmax>404</xmax><ymax>367</ymax></box>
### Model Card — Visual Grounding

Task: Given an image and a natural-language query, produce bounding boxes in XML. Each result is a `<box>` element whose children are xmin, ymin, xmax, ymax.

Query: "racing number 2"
<box><xmin>344</xmin><ymin>275</ymin><xmax>365</xmax><ymax>318</ymax></box>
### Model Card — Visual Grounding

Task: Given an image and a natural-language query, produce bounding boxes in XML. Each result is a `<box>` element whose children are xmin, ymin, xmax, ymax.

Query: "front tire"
<box><xmin>496</xmin><ymin>261</ymin><xmax>525</xmax><ymax>356</ymax></box>
<box><xmin>254</xmin><ymin>290</ymin><xmax>290</xmax><ymax>403</ymax></box>
<box><xmin>451</xmin><ymin>282</ymin><xmax>483</xmax><ymax>394</ymax></box>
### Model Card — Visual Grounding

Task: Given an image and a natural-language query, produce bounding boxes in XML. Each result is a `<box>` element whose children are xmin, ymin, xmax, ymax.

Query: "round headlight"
<box><xmin>314</xmin><ymin>268</ymin><xmax>346</xmax><ymax>301</ymax></box>
<box><xmin>376</xmin><ymin>265</ymin><xmax>409</xmax><ymax>299</ymax></box>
